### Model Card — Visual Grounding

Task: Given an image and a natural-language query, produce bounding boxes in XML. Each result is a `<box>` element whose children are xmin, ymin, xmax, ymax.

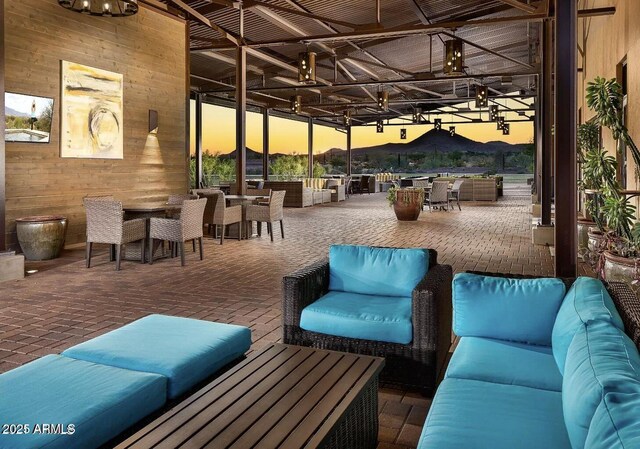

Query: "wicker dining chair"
<box><xmin>199</xmin><ymin>191</ymin><xmax>243</xmax><ymax>244</ymax></box>
<box><xmin>448</xmin><ymin>179</ymin><xmax>464</xmax><ymax>211</ymax></box>
<box><xmin>245</xmin><ymin>190</ymin><xmax>286</xmax><ymax>242</ymax></box>
<box><xmin>83</xmin><ymin>198</ymin><xmax>146</xmax><ymax>271</ymax></box>
<box><xmin>247</xmin><ymin>188</ymin><xmax>272</xmax><ymax>205</ymax></box>
<box><xmin>167</xmin><ymin>193</ymin><xmax>198</xmax><ymax>205</ymax></box>
<box><xmin>148</xmin><ymin>198</ymin><xmax>206</xmax><ymax>266</ymax></box>
<box><xmin>344</xmin><ymin>176</ymin><xmax>352</xmax><ymax>199</ymax></box>
<box><xmin>425</xmin><ymin>180</ymin><xmax>450</xmax><ymax>211</ymax></box>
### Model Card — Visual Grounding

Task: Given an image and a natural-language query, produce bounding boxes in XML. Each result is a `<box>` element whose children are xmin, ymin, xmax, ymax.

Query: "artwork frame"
<box><xmin>4</xmin><ymin>92</ymin><xmax>55</xmax><ymax>144</ymax></box>
<box><xmin>60</xmin><ymin>61</ymin><xmax>123</xmax><ymax>159</ymax></box>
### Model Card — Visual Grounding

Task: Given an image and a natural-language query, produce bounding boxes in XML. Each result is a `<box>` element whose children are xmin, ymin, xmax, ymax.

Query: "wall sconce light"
<box><xmin>497</xmin><ymin>116</ymin><xmax>505</xmax><ymax>130</ymax></box>
<box><xmin>400</xmin><ymin>128</ymin><xmax>407</xmax><ymax>140</ymax></box>
<box><xmin>290</xmin><ymin>95</ymin><xmax>302</xmax><ymax>114</ymax></box>
<box><xmin>443</xmin><ymin>38</ymin><xmax>464</xmax><ymax>76</ymax></box>
<box><xmin>298</xmin><ymin>51</ymin><xmax>316</xmax><ymax>84</ymax></box>
<box><xmin>449</xmin><ymin>126</ymin><xmax>456</xmax><ymax>137</ymax></box>
<box><xmin>489</xmin><ymin>105</ymin><xmax>499</xmax><ymax>122</ymax></box>
<box><xmin>343</xmin><ymin>110</ymin><xmax>351</xmax><ymax>127</ymax></box>
<box><xmin>502</xmin><ymin>123</ymin><xmax>510</xmax><ymax>135</ymax></box>
<box><xmin>475</xmin><ymin>85</ymin><xmax>488</xmax><ymax>108</ymax></box>
<box><xmin>376</xmin><ymin>120</ymin><xmax>384</xmax><ymax>133</ymax></box>
<box><xmin>434</xmin><ymin>118</ymin><xmax>442</xmax><ymax>130</ymax></box>
<box><xmin>148</xmin><ymin>109</ymin><xmax>158</xmax><ymax>134</ymax></box>
<box><xmin>412</xmin><ymin>107</ymin><xmax>422</xmax><ymax>124</ymax></box>
<box><xmin>377</xmin><ymin>90</ymin><xmax>389</xmax><ymax>111</ymax></box>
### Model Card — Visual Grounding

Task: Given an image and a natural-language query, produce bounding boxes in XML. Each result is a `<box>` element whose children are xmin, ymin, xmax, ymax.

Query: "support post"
<box><xmin>195</xmin><ymin>93</ymin><xmax>203</xmax><ymax>188</ymax></box>
<box><xmin>0</xmin><ymin>0</ymin><xmax>6</xmax><ymax>251</ymax></box>
<box><xmin>263</xmin><ymin>108</ymin><xmax>269</xmax><ymax>180</ymax></box>
<box><xmin>541</xmin><ymin>20</ymin><xmax>553</xmax><ymax>226</ymax></box>
<box><xmin>346</xmin><ymin>126</ymin><xmax>352</xmax><ymax>176</ymax></box>
<box><xmin>554</xmin><ymin>0</ymin><xmax>577</xmax><ymax>277</ymax></box>
<box><xmin>235</xmin><ymin>45</ymin><xmax>247</xmax><ymax>195</ymax></box>
<box><xmin>308</xmin><ymin>117</ymin><xmax>314</xmax><ymax>177</ymax></box>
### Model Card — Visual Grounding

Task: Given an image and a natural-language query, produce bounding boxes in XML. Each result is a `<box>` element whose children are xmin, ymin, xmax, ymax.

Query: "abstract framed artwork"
<box><xmin>60</xmin><ymin>61</ymin><xmax>123</xmax><ymax>159</ymax></box>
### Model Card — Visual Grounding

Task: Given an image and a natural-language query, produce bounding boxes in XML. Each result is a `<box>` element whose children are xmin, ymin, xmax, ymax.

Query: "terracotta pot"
<box><xmin>392</xmin><ymin>190</ymin><xmax>423</xmax><ymax>221</ymax></box>
<box><xmin>16</xmin><ymin>215</ymin><xmax>67</xmax><ymax>261</ymax></box>
<box><xmin>577</xmin><ymin>218</ymin><xmax>595</xmax><ymax>252</ymax></box>
<box><xmin>602</xmin><ymin>250</ymin><xmax>638</xmax><ymax>284</ymax></box>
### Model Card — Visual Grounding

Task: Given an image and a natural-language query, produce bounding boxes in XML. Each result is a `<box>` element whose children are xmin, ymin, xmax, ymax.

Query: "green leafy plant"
<box><xmin>602</xmin><ymin>192</ymin><xmax>635</xmax><ymax>241</ymax></box>
<box><xmin>577</xmin><ymin>122</ymin><xmax>600</xmax><ymax>163</ymax></box>
<box><xmin>386</xmin><ymin>186</ymin><xmax>425</xmax><ymax>207</ymax></box>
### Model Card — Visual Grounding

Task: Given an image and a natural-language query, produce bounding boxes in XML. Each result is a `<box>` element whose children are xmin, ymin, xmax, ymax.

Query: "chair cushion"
<box><xmin>417</xmin><ymin>378</ymin><xmax>571</xmax><ymax>449</ymax></box>
<box><xmin>445</xmin><ymin>337</ymin><xmax>563</xmax><ymax>391</ymax></box>
<box><xmin>63</xmin><ymin>314</ymin><xmax>251</xmax><ymax>399</ymax></box>
<box><xmin>562</xmin><ymin>320</ymin><xmax>640</xmax><ymax>449</ymax></box>
<box><xmin>300</xmin><ymin>290</ymin><xmax>412</xmax><ymax>344</ymax></box>
<box><xmin>585</xmin><ymin>387</ymin><xmax>640</xmax><ymax>449</ymax></box>
<box><xmin>452</xmin><ymin>273</ymin><xmax>566</xmax><ymax>345</ymax></box>
<box><xmin>328</xmin><ymin>245</ymin><xmax>428</xmax><ymax>297</ymax></box>
<box><xmin>552</xmin><ymin>276</ymin><xmax>624</xmax><ymax>374</ymax></box>
<box><xmin>0</xmin><ymin>355</ymin><xmax>166</xmax><ymax>449</ymax></box>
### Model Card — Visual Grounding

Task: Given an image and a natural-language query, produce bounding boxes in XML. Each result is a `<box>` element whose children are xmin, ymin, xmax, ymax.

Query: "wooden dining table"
<box><xmin>122</xmin><ymin>202</ymin><xmax>182</xmax><ymax>262</ymax></box>
<box><xmin>224</xmin><ymin>195</ymin><xmax>268</xmax><ymax>239</ymax></box>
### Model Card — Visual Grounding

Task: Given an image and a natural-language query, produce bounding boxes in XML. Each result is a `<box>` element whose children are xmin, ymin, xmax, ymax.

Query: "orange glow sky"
<box><xmin>190</xmin><ymin>102</ymin><xmax>533</xmax><ymax>155</ymax></box>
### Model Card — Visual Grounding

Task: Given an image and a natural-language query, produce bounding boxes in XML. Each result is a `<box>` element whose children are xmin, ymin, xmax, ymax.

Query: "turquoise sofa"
<box><xmin>418</xmin><ymin>274</ymin><xmax>640</xmax><ymax>449</ymax></box>
<box><xmin>0</xmin><ymin>315</ymin><xmax>251</xmax><ymax>449</ymax></box>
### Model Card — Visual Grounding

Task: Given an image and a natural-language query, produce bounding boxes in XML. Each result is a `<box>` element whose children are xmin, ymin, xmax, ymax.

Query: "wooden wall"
<box><xmin>580</xmin><ymin>0</ymin><xmax>640</xmax><ymax>196</ymax></box>
<box><xmin>4</xmin><ymin>0</ymin><xmax>188</xmax><ymax>249</ymax></box>
<box><xmin>0</xmin><ymin>0</ymin><xmax>5</xmax><ymax>251</ymax></box>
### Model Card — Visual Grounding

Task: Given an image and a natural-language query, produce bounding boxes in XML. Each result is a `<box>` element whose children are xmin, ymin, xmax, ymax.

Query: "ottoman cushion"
<box><xmin>63</xmin><ymin>314</ymin><xmax>251</xmax><ymax>399</ymax></box>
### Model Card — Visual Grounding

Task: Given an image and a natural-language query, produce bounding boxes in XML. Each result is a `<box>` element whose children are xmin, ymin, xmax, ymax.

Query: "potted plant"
<box><xmin>387</xmin><ymin>186</ymin><xmax>424</xmax><ymax>221</ymax></box>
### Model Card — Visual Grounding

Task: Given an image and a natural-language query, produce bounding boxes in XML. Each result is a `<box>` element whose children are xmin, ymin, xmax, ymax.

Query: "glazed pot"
<box><xmin>392</xmin><ymin>190</ymin><xmax>423</xmax><ymax>221</ymax></box>
<box><xmin>577</xmin><ymin>218</ymin><xmax>595</xmax><ymax>252</ymax></box>
<box><xmin>587</xmin><ymin>229</ymin><xmax>606</xmax><ymax>254</ymax></box>
<box><xmin>602</xmin><ymin>250</ymin><xmax>638</xmax><ymax>284</ymax></box>
<box><xmin>16</xmin><ymin>215</ymin><xmax>67</xmax><ymax>260</ymax></box>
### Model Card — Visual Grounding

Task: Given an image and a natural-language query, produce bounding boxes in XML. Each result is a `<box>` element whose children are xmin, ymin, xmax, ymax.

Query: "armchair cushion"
<box><xmin>299</xmin><ymin>290</ymin><xmax>412</xmax><ymax>344</ymax></box>
<box><xmin>585</xmin><ymin>387</ymin><xmax>640</xmax><ymax>449</ymax></box>
<box><xmin>552</xmin><ymin>276</ymin><xmax>624</xmax><ymax>374</ymax></box>
<box><xmin>452</xmin><ymin>273</ymin><xmax>566</xmax><ymax>345</ymax></box>
<box><xmin>328</xmin><ymin>245</ymin><xmax>428</xmax><ymax>297</ymax></box>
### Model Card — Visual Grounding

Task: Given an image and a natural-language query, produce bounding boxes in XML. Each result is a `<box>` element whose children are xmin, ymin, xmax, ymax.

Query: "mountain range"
<box><xmin>5</xmin><ymin>107</ymin><xmax>29</xmax><ymax>117</ymax></box>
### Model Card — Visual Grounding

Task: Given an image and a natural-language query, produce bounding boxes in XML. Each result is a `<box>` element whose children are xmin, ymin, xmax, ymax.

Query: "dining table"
<box><xmin>224</xmin><ymin>194</ymin><xmax>268</xmax><ymax>239</ymax></box>
<box><xmin>122</xmin><ymin>202</ymin><xmax>182</xmax><ymax>262</ymax></box>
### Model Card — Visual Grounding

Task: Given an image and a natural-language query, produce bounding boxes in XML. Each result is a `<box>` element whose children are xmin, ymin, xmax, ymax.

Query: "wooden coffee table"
<box><xmin>116</xmin><ymin>343</ymin><xmax>384</xmax><ymax>449</ymax></box>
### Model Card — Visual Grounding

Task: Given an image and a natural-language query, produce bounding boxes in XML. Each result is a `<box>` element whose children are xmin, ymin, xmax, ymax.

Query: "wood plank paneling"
<box><xmin>4</xmin><ymin>1</ymin><xmax>188</xmax><ymax>249</ymax></box>
<box><xmin>0</xmin><ymin>0</ymin><xmax>5</xmax><ymax>250</ymax></box>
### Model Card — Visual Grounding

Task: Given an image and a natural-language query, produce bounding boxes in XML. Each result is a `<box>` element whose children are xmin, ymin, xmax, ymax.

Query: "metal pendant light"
<box><xmin>400</xmin><ymin>128</ymin><xmax>407</xmax><ymax>140</ymax></box>
<box><xmin>298</xmin><ymin>51</ymin><xmax>316</xmax><ymax>84</ymax></box>
<box><xmin>497</xmin><ymin>116</ymin><xmax>505</xmax><ymax>130</ymax></box>
<box><xmin>489</xmin><ymin>105</ymin><xmax>499</xmax><ymax>122</ymax></box>
<box><xmin>343</xmin><ymin>110</ymin><xmax>352</xmax><ymax>127</ymax></box>
<box><xmin>58</xmin><ymin>0</ymin><xmax>138</xmax><ymax>16</ymax></box>
<box><xmin>443</xmin><ymin>39</ymin><xmax>464</xmax><ymax>75</ymax></box>
<box><xmin>475</xmin><ymin>85</ymin><xmax>488</xmax><ymax>108</ymax></box>
<box><xmin>290</xmin><ymin>95</ymin><xmax>302</xmax><ymax>114</ymax></box>
<box><xmin>434</xmin><ymin>118</ymin><xmax>442</xmax><ymax>130</ymax></box>
<box><xmin>377</xmin><ymin>90</ymin><xmax>389</xmax><ymax>111</ymax></box>
<box><xmin>376</xmin><ymin>120</ymin><xmax>384</xmax><ymax>133</ymax></box>
<box><xmin>502</xmin><ymin>123</ymin><xmax>510</xmax><ymax>135</ymax></box>
<box><xmin>412</xmin><ymin>108</ymin><xmax>422</xmax><ymax>124</ymax></box>
<box><xmin>449</xmin><ymin>126</ymin><xmax>456</xmax><ymax>137</ymax></box>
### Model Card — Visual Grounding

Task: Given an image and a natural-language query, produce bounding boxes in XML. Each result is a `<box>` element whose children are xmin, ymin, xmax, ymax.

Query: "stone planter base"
<box><xmin>603</xmin><ymin>250</ymin><xmax>638</xmax><ymax>284</ymax></box>
<box><xmin>16</xmin><ymin>215</ymin><xmax>68</xmax><ymax>261</ymax></box>
<box><xmin>577</xmin><ymin>219</ymin><xmax>595</xmax><ymax>252</ymax></box>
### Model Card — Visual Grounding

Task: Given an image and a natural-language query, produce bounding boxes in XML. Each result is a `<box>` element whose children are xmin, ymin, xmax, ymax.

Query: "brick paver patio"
<box><xmin>0</xmin><ymin>187</ymin><xmax>557</xmax><ymax>449</ymax></box>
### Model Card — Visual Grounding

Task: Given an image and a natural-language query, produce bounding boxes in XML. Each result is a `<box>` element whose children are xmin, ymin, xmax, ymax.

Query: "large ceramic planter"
<box><xmin>587</xmin><ymin>229</ymin><xmax>606</xmax><ymax>253</ymax></box>
<box><xmin>392</xmin><ymin>190</ymin><xmax>423</xmax><ymax>221</ymax></box>
<box><xmin>16</xmin><ymin>215</ymin><xmax>67</xmax><ymax>261</ymax></box>
<box><xmin>602</xmin><ymin>250</ymin><xmax>638</xmax><ymax>284</ymax></box>
<box><xmin>577</xmin><ymin>218</ymin><xmax>595</xmax><ymax>252</ymax></box>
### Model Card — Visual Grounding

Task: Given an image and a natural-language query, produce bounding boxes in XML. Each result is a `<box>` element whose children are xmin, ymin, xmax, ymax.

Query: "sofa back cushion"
<box><xmin>329</xmin><ymin>245</ymin><xmax>428</xmax><ymax>297</ymax></box>
<box><xmin>563</xmin><ymin>320</ymin><xmax>640</xmax><ymax>449</ymax></box>
<box><xmin>452</xmin><ymin>273</ymin><xmax>566</xmax><ymax>345</ymax></box>
<box><xmin>552</xmin><ymin>277</ymin><xmax>624</xmax><ymax>375</ymax></box>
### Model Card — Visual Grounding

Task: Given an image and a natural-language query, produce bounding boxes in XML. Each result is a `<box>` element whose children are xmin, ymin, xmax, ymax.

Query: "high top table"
<box><xmin>116</xmin><ymin>343</ymin><xmax>384</xmax><ymax>449</ymax></box>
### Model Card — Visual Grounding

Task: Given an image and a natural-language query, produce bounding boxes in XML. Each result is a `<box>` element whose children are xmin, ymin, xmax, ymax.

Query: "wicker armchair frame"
<box><xmin>282</xmin><ymin>249</ymin><xmax>453</xmax><ymax>395</ymax></box>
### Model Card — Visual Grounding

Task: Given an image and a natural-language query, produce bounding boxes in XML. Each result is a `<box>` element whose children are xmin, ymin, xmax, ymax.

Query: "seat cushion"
<box><xmin>452</xmin><ymin>273</ymin><xmax>566</xmax><ymax>345</ymax></box>
<box><xmin>328</xmin><ymin>245</ymin><xmax>428</xmax><ymax>297</ymax></box>
<box><xmin>63</xmin><ymin>314</ymin><xmax>251</xmax><ymax>399</ymax></box>
<box><xmin>417</xmin><ymin>378</ymin><xmax>571</xmax><ymax>449</ymax></box>
<box><xmin>445</xmin><ymin>337</ymin><xmax>563</xmax><ymax>391</ymax></box>
<box><xmin>0</xmin><ymin>355</ymin><xmax>166</xmax><ymax>449</ymax></box>
<box><xmin>300</xmin><ymin>290</ymin><xmax>412</xmax><ymax>344</ymax></box>
<box><xmin>585</xmin><ymin>387</ymin><xmax>640</xmax><ymax>449</ymax></box>
<box><xmin>562</xmin><ymin>320</ymin><xmax>640</xmax><ymax>449</ymax></box>
<box><xmin>552</xmin><ymin>276</ymin><xmax>624</xmax><ymax>374</ymax></box>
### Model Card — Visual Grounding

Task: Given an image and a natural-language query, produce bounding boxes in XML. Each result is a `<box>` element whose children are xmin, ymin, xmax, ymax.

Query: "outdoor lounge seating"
<box><xmin>0</xmin><ymin>314</ymin><xmax>251</xmax><ymax>449</ymax></box>
<box><xmin>418</xmin><ymin>273</ymin><xmax>640</xmax><ymax>449</ymax></box>
<box><xmin>282</xmin><ymin>244</ymin><xmax>453</xmax><ymax>394</ymax></box>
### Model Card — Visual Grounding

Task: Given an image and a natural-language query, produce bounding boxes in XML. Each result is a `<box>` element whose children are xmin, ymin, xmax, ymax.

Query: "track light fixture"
<box><xmin>298</xmin><ymin>51</ymin><xmax>316</xmax><ymax>84</ymax></box>
<box><xmin>434</xmin><ymin>118</ymin><xmax>442</xmax><ymax>130</ymax></box>
<box><xmin>377</xmin><ymin>90</ymin><xmax>389</xmax><ymax>111</ymax></box>
<box><xmin>290</xmin><ymin>95</ymin><xmax>302</xmax><ymax>114</ymax></box>
<box><xmin>443</xmin><ymin>38</ymin><xmax>464</xmax><ymax>76</ymax></box>
<box><xmin>475</xmin><ymin>85</ymin><xmax>488</xmax><ymax>108</ymax></box>
<box><xmin>376</xmin><ymin>120</ymin><xmax>384</xmax><ymax>133</ymax></box>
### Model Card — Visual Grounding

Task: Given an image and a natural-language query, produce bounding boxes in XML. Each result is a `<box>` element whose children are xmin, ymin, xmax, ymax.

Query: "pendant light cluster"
<box><xmin>400</xmin><ymin>128</ymin><xmax>407</xmax><ymax>140</ymax></box>
<box><xmin>443</xmin><ymin>38</ymin><xmax>464</xmax><ymax>76</ymax></box>
<box><xmin>449</xmin><ymin>126</ymin><xmax>456</xmax><ymax>137</ymax></box>
<box><xmin>58</xmin><ymin>0</ymin><xmax>138</xmax><ymax>16</ymax></box>
<box><xmin>376</xmin><ymin>120</ymin><xmax>384</xmax><ymax>133</ymax></box>
<box><xmin>434</xmin><ymin>118</ymin><xmax>442</xmax><ymax>130</ymax></box>
<box><xmin>290</xmin><ymin>95</ymin><xmax>302</xmax><ymax>114</ymax></box>
<box><xmin>343</xmin><ymin>110</ymin><xmax>352</xmax><ymax>127</ymax></box>
<box><xmin>412</xmin><ymin>108</ymin><xmax>422</xmax><ymax>124</ymax></box>
<box><xmin>502</xmin><ymin>123</ymin><xmax>510</xmax><ymax>135</ymax></box>
<box><xmin>298</xmin><ymin>51</ymin><xmax>316</xmax><ymax>84</ymax></box>
<box><xmin>377</xmin><ymin>90</ymin><xmax>389</xmax><ymax>111</ymax></box>
<box><xmin>497</xmin><ymin>116</ymin><xmax>505</xmax><ymax>131</ymax></box>
<box><xmin>489</xmin><ymin>105</ymin><xmax>499</xmax><ymax>122</ymax></box>
<box><xmin>475</xmin><ymin>85</ymin><xmax>488</xmax><ymax>108</ymax></box>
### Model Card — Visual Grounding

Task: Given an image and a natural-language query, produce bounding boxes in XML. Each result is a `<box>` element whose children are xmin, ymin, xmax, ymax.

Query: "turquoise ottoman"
<box><xmin>62</xmin><ymin>314</ymin><xmax>251</xmax><ymax>399</ymax></box>
<box><xmin>0</xmin><ymin>355</ymin><xmax>166</xmax><ymax>449</ymax></box>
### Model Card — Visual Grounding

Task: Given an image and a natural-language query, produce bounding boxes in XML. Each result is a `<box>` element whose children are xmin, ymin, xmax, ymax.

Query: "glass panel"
<box><xmin>268</xmin><ymin>115</ymin><xmax>309</xmax><ymax>179</ymax></box>
<box><xmin>313</xmin><ymin>124</ymin><xmax>347</xmax><ymax>176</ymax></box>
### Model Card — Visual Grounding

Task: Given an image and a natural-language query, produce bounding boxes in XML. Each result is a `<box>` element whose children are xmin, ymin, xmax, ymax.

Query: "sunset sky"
<box><xmin>190</xmin><ymin>101</ymin><xmax>534</xmax><ymax>156</ymax></box>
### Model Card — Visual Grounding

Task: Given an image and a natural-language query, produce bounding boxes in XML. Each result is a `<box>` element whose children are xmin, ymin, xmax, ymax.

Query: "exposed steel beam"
<box><xmin>577</xmin><ymin>7</ymin><xmax>615</xmax><ymax>18</ymax></box>
<box><xmin>168</xmin><ymin>0</ymin><xmax>240</xmax><ymax>45</ymax></box>
<box><xmin>496</xmin><ymin>0</ymin><xmax>538</xmax><ymax>14</ymax></box>
<box><xmin>243</xmin><ymin>0</ymin><xmax>364</xmax><ymax>29</ymax></box>
<box><xmin>440</xmin><ymin>31</ymin><xmax>534</xmax><ymax>70</ymax></box>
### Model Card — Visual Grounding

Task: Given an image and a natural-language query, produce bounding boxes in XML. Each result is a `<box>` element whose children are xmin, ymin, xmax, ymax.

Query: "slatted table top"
<box><xmin>116</xmin><ymin>343</ymin><xmax>385</xmax><ymax>449</ymax></box>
